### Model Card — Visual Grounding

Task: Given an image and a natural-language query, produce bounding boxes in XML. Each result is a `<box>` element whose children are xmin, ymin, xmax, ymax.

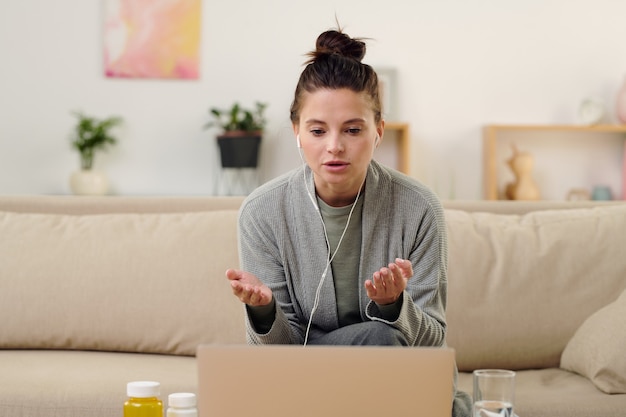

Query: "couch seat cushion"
<box><xmin>458</xmin><ymin>368</ymin><xmax>626</xmax><ymax>417</ymax></box>
<box><xmin>0</xmin><ymin>350</ymin><xmax>196</xmax><ymax>417</ymax></box>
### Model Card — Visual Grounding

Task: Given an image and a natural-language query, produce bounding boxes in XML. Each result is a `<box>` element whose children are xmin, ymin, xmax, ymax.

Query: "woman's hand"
<box><xmin>364</xmin><ymin>258</ymin><xmax>413</xmax><ymax>305</ymax></box>
<box><xmin>225</xmin><ymin>269</ymin><xmax>273</xmax><ymax>307</ymax></box>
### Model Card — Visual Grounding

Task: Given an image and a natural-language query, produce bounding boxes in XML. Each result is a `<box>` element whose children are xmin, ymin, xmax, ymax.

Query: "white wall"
<box><xmin>1</xmin><ymin>0</ymin><xmax>625</xmax><ymax>198</ymax></box>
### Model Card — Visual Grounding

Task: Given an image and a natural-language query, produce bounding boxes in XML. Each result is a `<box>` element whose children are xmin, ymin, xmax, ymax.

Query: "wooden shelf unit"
<box><xmin>483</xmin><ymin>124</ymin><xmax>626</xmax><ymax>200</ymax></box>
<box><xmin>384</xmin><ymin>122</ymin><xmax>410</xmax><ymax>175</ymax></box>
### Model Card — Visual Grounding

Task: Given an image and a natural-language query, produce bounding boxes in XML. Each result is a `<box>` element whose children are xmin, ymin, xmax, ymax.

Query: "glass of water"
<box><xmin>473</xmin><ymin>369</ymin><xmax>515</xmax><ymax>417</ymax></box>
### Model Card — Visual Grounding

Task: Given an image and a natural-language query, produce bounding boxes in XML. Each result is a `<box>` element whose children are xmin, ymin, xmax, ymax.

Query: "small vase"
<box><xmin>69</xmin><ymin>170</ymin><xmax>109</xmax><ymax>195</ymax></box>
<box><xmin>505</xmin><ymin>145</ymin><xmax>541</xmax><ymax>201</ymax></box>
<box><xmin>616</xmin><ymin>75</ymin><xmax>626</xmax><ymax>124</ymax></box>
<box><xmin>591</xmin><ymin>185</ymin><xmax>613</xmax><ymax>201</ymax></box>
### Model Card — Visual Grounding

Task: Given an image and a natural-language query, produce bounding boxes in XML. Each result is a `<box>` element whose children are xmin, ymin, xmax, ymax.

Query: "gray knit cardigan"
<box><xmin>237</xmin><ymin>160</ymin><xmax>449</xmax><ymax>347</ymax></box>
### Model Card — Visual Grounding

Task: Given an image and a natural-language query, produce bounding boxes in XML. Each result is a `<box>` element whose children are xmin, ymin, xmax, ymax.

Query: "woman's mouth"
<box><xmin>323</xmin><ymin>161</ymin><xmax>349</xmax><ymax>172</ymax></box>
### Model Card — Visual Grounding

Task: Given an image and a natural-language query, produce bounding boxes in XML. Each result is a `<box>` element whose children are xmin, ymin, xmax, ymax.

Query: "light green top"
<box><xmin>317</xmin><ymin>196</ymin><xmax>363</xmax><ymax>326</ymax></box>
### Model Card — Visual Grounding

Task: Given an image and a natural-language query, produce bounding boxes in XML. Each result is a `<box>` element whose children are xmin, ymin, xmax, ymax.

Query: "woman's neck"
<box><xmin>314</xmin><ymin>177</ymin><xmax>366</xmax><ymax>207</ymax></box>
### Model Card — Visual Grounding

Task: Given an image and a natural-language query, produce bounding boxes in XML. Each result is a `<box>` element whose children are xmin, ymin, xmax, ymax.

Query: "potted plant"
<box><xmin>69</xmin><ymin>111</ymin><xmax>123</xmax><ymax>195</ymax></box>
<box><xmin>204</xmin><ymin>102</ymin><xmax>267</xmax><ymax>168</ymax></box>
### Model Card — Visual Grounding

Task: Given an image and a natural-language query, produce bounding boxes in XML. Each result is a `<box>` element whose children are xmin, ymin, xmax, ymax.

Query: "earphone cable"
<box><xmin>301</xmin><ymin>163</ymin><xmax>365</xmax><ymax>346</ymax></box>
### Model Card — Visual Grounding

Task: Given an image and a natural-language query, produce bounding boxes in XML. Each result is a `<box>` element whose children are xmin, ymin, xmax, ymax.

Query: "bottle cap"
<box><xmin>127</xmin><ymin>381</ymin><xmax>160</xmax><ymax>398</ymax></box>
<box><xmin>168</xmin><ymin>392</ymin><xmax>196</xmax><ymax>408</ymax></box>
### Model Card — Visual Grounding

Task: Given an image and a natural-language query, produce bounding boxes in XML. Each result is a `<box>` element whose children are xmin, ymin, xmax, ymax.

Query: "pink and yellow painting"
<box><xmin>104</xmin><ymin>0</ymin><xmax>201</xmax><ymax>79</ymax></box>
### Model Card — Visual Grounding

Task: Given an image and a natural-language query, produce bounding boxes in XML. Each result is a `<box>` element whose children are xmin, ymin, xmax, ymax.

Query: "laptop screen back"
<box><xmin>197</xmin><ymin>345</ymin><xmax>455</xmax><ymax>417</ymax></box>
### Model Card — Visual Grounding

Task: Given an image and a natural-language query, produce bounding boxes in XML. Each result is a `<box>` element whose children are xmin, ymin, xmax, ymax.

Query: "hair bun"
<box><xmin>308</xmin><ymin>30</ymin><xmax>366</xmax><ymax>63</ymax></box>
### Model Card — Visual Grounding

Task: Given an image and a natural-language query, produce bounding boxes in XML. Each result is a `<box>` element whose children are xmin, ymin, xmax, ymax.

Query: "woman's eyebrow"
<box><xmin>303</xmin><ymin>119</ymin><xmax>327</xmax><ymax>125</ymax></box>
<box><xmin>342</xmin><ymin>118</ymin><xmax>367</xmax><ymax>124</ymax></box>
<box><xmin>304</xmin><ymin>118</ymin><xmax>367</xmax><ymax>125</ymax></box>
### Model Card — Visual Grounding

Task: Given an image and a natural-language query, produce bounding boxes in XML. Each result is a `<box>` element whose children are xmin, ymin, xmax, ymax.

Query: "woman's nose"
<box><xmin>326</xmin><ymin>134</ymin><xmax>344</xmax><ymax>153</ymax></box>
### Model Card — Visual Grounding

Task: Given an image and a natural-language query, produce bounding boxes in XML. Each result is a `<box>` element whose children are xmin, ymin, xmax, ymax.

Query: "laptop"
<box><xmin>197</xmin><ymin>345</ymin><xmax>455</xmax><ymax>417</ymax></box>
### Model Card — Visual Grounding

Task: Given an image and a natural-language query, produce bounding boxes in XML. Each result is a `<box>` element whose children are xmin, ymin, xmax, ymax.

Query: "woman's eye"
<box><xmin>310</xmin><ymin>129</ymin><xmax>325</xmax><ymax>136</ymax></box>
<box><xmin>346</xmin><ymin>128</ymin><xmax>362</xmax><ymax>134</ymax></box>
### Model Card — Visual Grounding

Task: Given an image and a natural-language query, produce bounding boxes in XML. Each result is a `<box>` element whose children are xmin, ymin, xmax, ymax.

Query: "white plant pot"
<box><xmin>69</xmin><ymin>170</ymin><xmax>109</xmax><ymax>196</ymax></box>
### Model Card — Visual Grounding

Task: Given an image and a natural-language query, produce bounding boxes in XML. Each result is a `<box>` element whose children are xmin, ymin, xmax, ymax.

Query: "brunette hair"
<box><xmin>289</xmin><ymin>29</ymin><xmax>382</xmax><ymax>124</ymax></box>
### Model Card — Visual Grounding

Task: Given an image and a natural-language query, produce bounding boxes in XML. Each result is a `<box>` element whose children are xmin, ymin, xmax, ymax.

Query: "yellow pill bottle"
<box><xmin>124</xmin><ymin>381</ymin><xmax>163</xmax><ymax>417</ymax></box>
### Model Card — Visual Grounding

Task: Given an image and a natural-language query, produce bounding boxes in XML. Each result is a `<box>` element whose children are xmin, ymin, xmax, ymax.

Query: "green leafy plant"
<box><xmin>204</xmin><ymin>102</ymin><xmax>268</xmax><ymax>134</ymax></box>
<box><xmin>70</xmin><ymin>111</ymin><xmax>122</xmax><ymax>170</ymax></box>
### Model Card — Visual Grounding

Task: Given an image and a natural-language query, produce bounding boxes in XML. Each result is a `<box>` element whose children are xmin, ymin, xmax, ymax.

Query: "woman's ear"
<box><xmin>293</xmin><ymin>124</ymin><xmax>301</xmax><ymax>149</ymax></box>
<box><xmin>376</xmin><ymin>121</ymin><xmax>385</xmax><ymax>148</ymax></box>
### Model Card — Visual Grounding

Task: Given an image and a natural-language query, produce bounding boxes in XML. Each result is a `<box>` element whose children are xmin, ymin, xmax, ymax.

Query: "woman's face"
<box><xmin>294</xmin><ymin>88</ymin><xmax>384</xmax><ymax>207</ymax></box>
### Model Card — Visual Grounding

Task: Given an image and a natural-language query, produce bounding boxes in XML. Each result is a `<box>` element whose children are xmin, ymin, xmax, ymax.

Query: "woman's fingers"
<box><xmin>227</xmin><ymin>271</ymin><xmax>272</xmax><ymax>307</ymax></box>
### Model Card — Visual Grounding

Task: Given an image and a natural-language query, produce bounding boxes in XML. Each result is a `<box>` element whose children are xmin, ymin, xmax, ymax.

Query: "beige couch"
<box><xmin>1</xmin><ymin>196</ymin><xmax>625</xmax><ymax>417</ymax></box>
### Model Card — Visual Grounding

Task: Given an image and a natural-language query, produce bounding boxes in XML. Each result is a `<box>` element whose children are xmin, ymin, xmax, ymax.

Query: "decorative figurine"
<box><xmin>504</xmin><ymin>144</ymin><xmax>541</xmax><ymax>201</ymax></box>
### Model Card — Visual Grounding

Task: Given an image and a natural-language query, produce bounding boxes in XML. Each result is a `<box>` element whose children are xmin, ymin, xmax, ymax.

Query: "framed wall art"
<box><xmin>103</xmin><ymin>0</ymin><xmax>201</xmax><ymax>80</ymax></box>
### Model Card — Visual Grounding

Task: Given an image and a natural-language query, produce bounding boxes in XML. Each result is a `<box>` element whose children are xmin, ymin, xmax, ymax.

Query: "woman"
<box><xmin>225</xmin><ymin>28</ymin><xmax>471</xmax><ymax>417</ymax></box>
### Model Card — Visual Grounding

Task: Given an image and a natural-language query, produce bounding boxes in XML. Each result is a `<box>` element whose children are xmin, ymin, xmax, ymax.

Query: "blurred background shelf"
<box><xmin>483</xmin><ymin>124</ymin><xmax>626</xmax><ymax>200</ymax></box>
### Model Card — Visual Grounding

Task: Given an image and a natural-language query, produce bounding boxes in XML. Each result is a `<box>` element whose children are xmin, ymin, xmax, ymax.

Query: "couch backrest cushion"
<box><xmin>445</xmin><ymin>205</ymin><xmax>626</xmax><ymax>371</ymax></box>
<box><xmin>0</xmin><ymin>209</ymin><xmax>246</xmax><ymax>356</ymax></box>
